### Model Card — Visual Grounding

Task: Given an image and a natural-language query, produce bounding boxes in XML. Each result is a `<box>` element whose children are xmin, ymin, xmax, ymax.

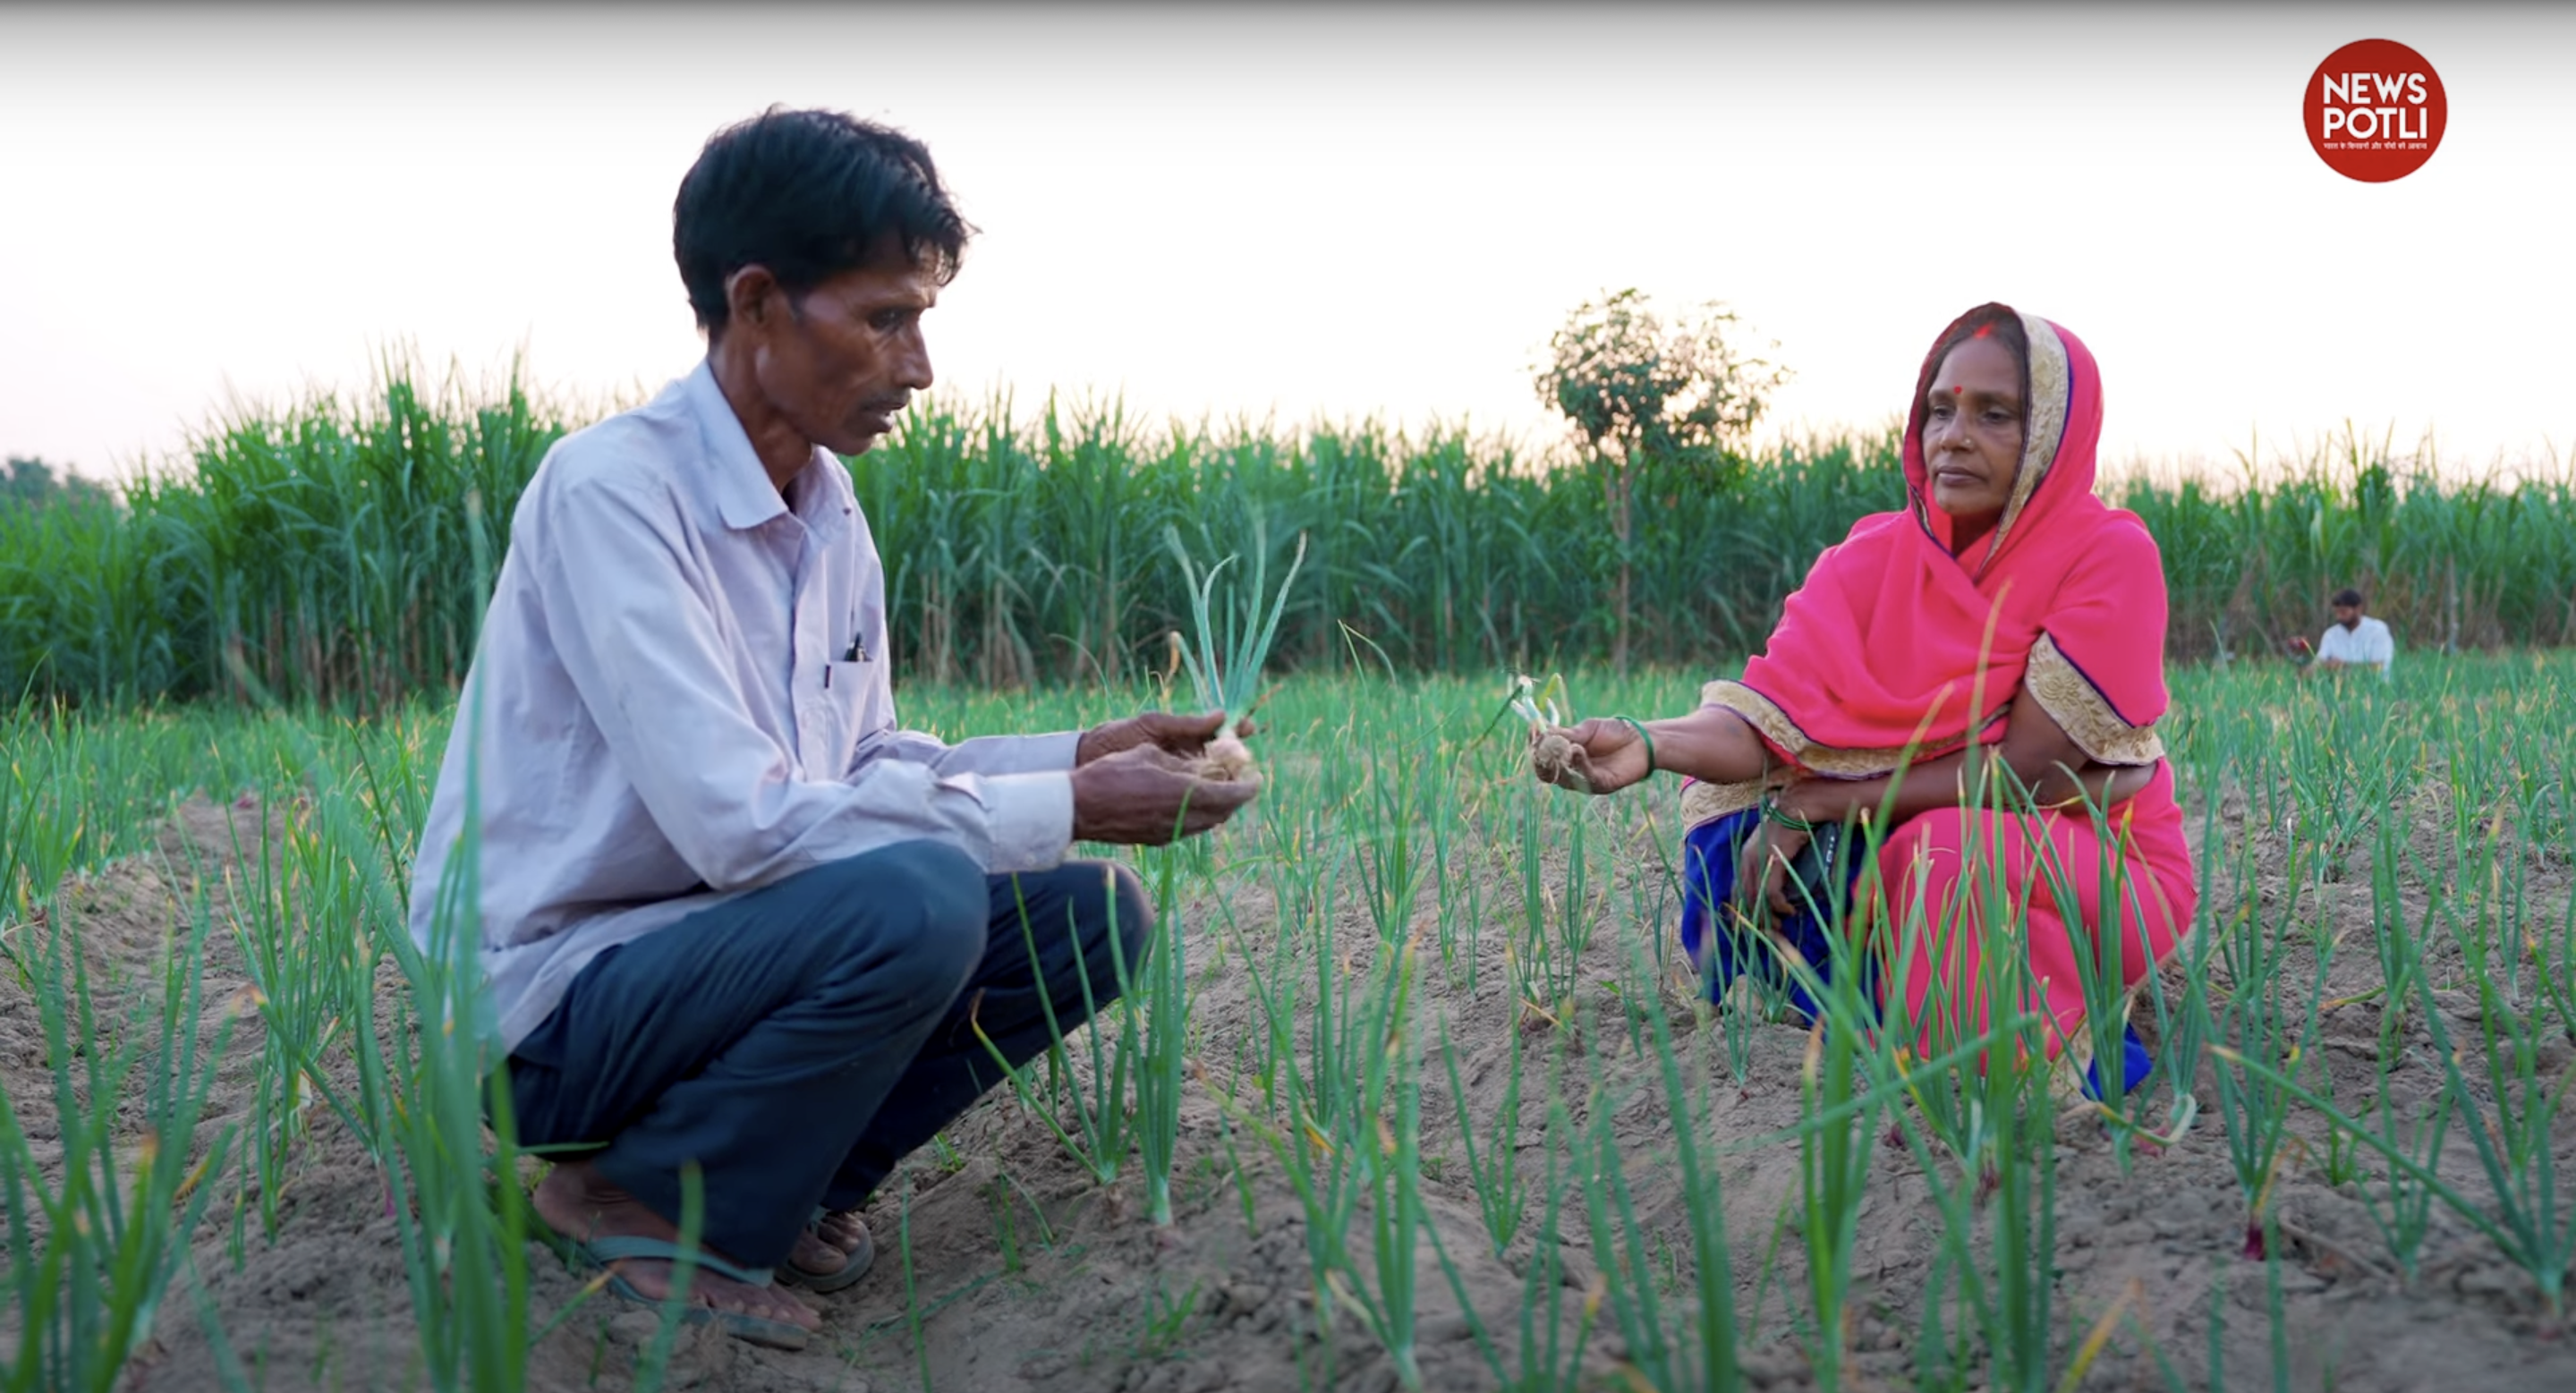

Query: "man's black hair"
<box><xmin>2333</xmin><ymin>588</ymin><xmax>2364</xmax><ymax>608</ymax></box>
<box><xmin>674</xmin><ymin>106</ymin><xmax>973</xmax><ymax>337</ymax></box>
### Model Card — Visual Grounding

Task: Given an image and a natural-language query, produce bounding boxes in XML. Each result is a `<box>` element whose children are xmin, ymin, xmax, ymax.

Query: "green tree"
<box><xmin>1535</xmin><ymin>289</ymin><xmax>1790</xmax><ymax>672</ymax></box>
<box><xmin>3</xmin><ymin>456</ymin><xmax>112</xmax><ymax>512</ymax></box>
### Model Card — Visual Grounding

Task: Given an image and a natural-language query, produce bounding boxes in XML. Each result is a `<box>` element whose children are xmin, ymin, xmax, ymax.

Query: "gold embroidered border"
<box><xmin>2024</xmin><ymin>633</ymin><xmax>2166</xmax><ymax>766</ymax></box>
<box><xmin>1680</xmin><ymin>777</ymin><xmax>1763</xmax><ymax>830</ymax></box>
<box><xmin>1982</xmin><ymin>313</ymin><xmax>2071</xmax><ymax>566</ymax></box>
<box><xmin>1703</xmin><ymin>679</ymin><xmax>1990</xmax><ymax>780</ymax></box>
<box><xmin>1704</xmin><ymin>678</ymin><xmax>1813</xmax><ymax>759</ymax></box>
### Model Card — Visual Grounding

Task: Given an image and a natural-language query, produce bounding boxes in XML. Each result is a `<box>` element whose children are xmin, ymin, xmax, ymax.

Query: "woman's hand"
<box><xmin>1731</xmin><ymin>820</ymin><xmax>1812</xmax><ymax>925</ymax></box>
<box><xmin>1531</xmin><ymin>718</ymin><xmax>1650</xmax><ymax>795</ymax></box>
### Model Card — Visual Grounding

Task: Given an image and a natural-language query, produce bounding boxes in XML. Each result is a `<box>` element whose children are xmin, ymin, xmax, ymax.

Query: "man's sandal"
<box><xmin>778</xmin><ymin>1206</ymin><xmax>875</xmax><ymax>1294</ymax></box>
<box><xmin>573</xmin><ymin>1235</ymin><xmax>811</xmax><ymax>1351</ymax></box>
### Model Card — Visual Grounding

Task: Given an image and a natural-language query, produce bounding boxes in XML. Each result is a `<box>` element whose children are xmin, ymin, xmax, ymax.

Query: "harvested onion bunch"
<box><xmin>1163</xmin><ymin>517</ymin><xmax>1308</xmax><ymax>785</ymax></box>
<box><xmin>1514</xmin><ymin>673</ymin><xmax>1590</xmax><ymax>791</ymax></box>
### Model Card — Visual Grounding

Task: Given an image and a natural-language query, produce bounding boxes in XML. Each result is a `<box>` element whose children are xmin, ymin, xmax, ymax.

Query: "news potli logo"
<box><xmin>2303</xmin><ymin>38</ymin><xmax>2446</xmax><ymax>183</ymax></box>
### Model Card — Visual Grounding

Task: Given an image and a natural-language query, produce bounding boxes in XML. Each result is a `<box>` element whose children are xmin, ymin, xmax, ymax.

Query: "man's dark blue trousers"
<box><xmin>503</xmin><ymin>840</ymin><xmax>1150</xmax><ymax>1268</ymax></box>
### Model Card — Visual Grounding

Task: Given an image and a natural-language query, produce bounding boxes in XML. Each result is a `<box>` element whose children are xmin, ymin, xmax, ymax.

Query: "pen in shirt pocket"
<box><xmin>824</xmin><ymin>629</ymin><xmax>869</xmax><ymax>688</ymax></box>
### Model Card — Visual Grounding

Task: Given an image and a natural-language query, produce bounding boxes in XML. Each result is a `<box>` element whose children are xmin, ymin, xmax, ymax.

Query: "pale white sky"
<box><xmin>3</xmin><ymin>4</ymin><xmax>2570</xmax><ymax>485</ymax></box>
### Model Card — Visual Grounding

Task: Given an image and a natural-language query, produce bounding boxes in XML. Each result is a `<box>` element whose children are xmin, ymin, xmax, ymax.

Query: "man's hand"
<box><xmin>1076</xmin><ymin>709</ymin><xmax>1253</xmax><ymax>767</ymax></box>
<box><xmin>1070</xmin><ymin>744</ymin><xmax>1258</xmax><ymax>846</ymax></box>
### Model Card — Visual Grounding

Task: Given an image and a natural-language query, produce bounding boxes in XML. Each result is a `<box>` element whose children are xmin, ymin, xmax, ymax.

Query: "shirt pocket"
<box><xmin>816</xmin><ymin>658</ymin><xmax>874</xmax><ymax>774</ymax></box>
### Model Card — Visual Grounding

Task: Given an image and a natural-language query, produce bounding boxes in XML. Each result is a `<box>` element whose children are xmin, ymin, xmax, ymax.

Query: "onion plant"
<box><xmin>0</xmin><ymin>898</ymin><xmax>237</xmax><ymax>1393</ymax></box>
<box><xmin>971</xmin><ymin>879</ymin><xmax>1139</xmax><ymax>1190</ymax></box>
<box><xmin>1352</xmin><ymin>743</ymin><xmax>1427</xmax><ymax>945</ymax></box>
<box><xmin>210</xmin><ymin>806</ymin><xmax>378</xmax><ymax>1237</ymax></box>
<box><xmin>1791</xmin><ymin>991</ymin><xmax>1877</xmax><ymax>1389</ymax></box>
<box><xmin>2416</xmin><ymin>843</ymin><xmax>2576</xmax><ymax>1317</ymax></box>
<box><xmin>1935</xmin><ymin>816</ymin><xmax>2067</xmax><ymax>1392</ymax></box>
<box><xmin>376</xmin><ymin>692</ymin><xmax>540</xmax><ymax>1391</ymax></box>
<box><xmin>1161</xmin><ymin>515</ymin><xmax>1308</xmax><ymax>780</ymax></box>
<box><xmin>1425</xmin><ymin>750</ymin><xmax>1484</xmax><ymax>990</ymax></box>
<box><xmin>2199</xmin><ymin>822</ymin><xmax>2334</xmax><ymax>1260</ymax></box>
<box><xmin>1350</xmin><ymin>947</ymin><xmax>1426</xmax><ymax>1389</ymax></box>
<box><xmin>1436</xmin><ymin>1009</ymin><xmax>1525</xmax><ymax>1260</ymax></box>
<box><xmin>1133</xmin><ymin>841</ymin><xmax>1195</xmax><ymax>1226</ymax></box>
<box><xmin>1219</xmin><ymin>884</ymin><xmax>1425</xmax><ymax>1387</ymax></box>
<box><xmin>1434</xmin><ymin>1091</ymin><xmax>1599</xmax><ymax>1392</ymax></box>
<box><xmin>1573</xmin><ymin>937</ymin><xmax>1745</xmax><ymax>1393</ymax></box>
<box><xmin>1504</xmin><ymin>779</ymin><xmax>1594</xmax><ymax>1021</ymax></box>
<box><xmin>2356</xmin><ymin>1067</ymin><xmax>2453</xmax><ymax>1286</ymax></box>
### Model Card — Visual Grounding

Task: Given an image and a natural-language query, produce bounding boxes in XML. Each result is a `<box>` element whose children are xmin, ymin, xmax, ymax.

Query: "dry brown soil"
<box><xmin>8</xmin><ymin>794</ymin><xmax>2572</xmax><ymax>1393</ymax></box>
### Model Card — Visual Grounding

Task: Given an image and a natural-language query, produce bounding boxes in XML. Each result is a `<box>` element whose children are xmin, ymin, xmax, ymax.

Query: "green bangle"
<box><xmin>1616</xmin><ymin>716</ymin><xmax>1655</xmax><ymax>776</ymax></box>
<box><xmin>1761</xmin><ymin>791</ymin><xmax>1815</xmax><ymax>834</ymax></box>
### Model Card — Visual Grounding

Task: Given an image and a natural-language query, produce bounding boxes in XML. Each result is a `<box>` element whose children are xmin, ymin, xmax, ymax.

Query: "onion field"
<box><xmin>4</xmin><ymin>365</ymin><xmax>2572</xmax><ymax>1389</ymax></box>
<box><xmin>4</xmin><ymin>652</ymin><xmax>2572</xmax><ymax>1392</ymax></box>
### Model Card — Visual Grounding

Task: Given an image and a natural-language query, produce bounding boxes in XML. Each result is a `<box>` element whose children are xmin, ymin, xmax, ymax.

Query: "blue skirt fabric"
<box><xmin>1673</xmin><ymin>806</ymin><xmax>2153</xmax><ymax>1099</ymax></box>
<box><xmin>1674</xmin><ymin>807</ymin><xmax>1871</xmax><ymax>1021</ymax></box>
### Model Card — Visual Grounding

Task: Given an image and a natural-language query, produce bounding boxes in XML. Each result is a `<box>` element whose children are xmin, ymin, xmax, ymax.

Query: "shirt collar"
<box><xmin>682</xmin><ymin>359</ymin><xmax>841</xmax><ymax>533</ymax></box>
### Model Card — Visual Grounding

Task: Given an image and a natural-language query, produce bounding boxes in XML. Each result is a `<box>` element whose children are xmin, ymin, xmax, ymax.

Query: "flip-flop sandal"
<box><xmin>574</xmin><ymin>1234</ymin><xmax>812</xmax><ymax>1351</ymax></box>
<box><xmin>778</xmin><ymin>1205</ymin><xmax>876</xmax><ymax>1294</ymax></box>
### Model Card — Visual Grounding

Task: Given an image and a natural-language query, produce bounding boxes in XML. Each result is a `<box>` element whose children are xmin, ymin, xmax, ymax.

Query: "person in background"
<box><xmin>2303</xmin><ymin>588</ymin><xmax>2395</xmax><ymax>679</ymax></box>
<box><xmin>405</xmin><ymin>107</ymin><xmax>1258</xmax><ymax>1350</ymax></box>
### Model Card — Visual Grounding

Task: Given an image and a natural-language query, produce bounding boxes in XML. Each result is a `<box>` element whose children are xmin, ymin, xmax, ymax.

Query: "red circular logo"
<box><xmin>2304</xmin><ymin>38</ymin><xmax>2445</xmax><ymax>183</ymax></box>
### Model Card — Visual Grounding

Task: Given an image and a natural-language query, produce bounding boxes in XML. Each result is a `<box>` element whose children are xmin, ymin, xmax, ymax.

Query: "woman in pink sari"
<box><xmin>1535</xmin><ymin>303</ymin><xmax>2196</xmax><ymax>1069</ymax></box>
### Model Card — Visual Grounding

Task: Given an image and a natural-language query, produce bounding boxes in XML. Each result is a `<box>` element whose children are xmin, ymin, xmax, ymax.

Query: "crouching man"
<box><xmin>405</xmin><ymin>106</ymin><xmax>1256</xmax><ymax>1350</ymax></box>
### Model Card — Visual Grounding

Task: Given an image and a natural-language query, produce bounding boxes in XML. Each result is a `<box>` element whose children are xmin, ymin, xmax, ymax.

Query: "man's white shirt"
<box><xmin>2314</xmin><ymin>616</ymin><xmax>2395</xmax><ymax>677</ymax></box>
<box><xmin>405</xmin><ymin>361</ymin><xmax>1077</xmax><ymax>1050</ymax></box>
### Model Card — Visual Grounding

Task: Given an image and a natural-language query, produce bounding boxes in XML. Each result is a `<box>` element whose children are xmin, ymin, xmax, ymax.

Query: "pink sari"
<box><xmin>1680</xmin><ymin>306</ymin><xmax>2198</xmax><ymax>1057</ymax></box>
